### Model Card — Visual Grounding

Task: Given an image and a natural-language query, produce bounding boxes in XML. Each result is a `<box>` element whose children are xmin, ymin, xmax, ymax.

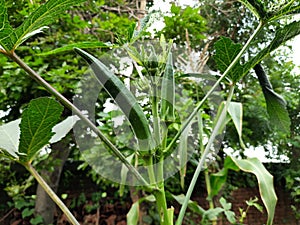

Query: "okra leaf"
<box><xmin>13</xmin><ymin>0</ymin><xmax>86</xmax><ymax>50</ymax></box>
<box><xmin>18</xmin><ymin>97</ymin><xmax>63</xmax><ymax>163</ymax></box>
<box><xmin>244</xmin><ymin>20</ymin><xmax>300</xmax><ymax>76</ymax></box>
<box><xmin>0</xmin><ymin>119</ymin><xmax>21</xmax><ymax>159</ymax></box>
<box><xmin>0</xmin><ymin>0</ymin><xmax>17</xmax><ymax>51</ymax></box>
<box><xmin>268</xmin><ymin>1</ymin><xmax>300</xmax><ymax>21</ymax></box>
<box><xmin>0</xmin><ymin>115</ymin><xmax>78</xmax><ymax>160</ymax></box>
<box><xmin>39</xmin><ymin>41</ymin><xmax>114</xmax><ymax>56</ymax></box>
<box><xmin>238</xmin><ymin>0</ymin><xmax>299</xmax><ymax>22</ymax></box>
<box><xmin>238</xmin><ymin>0</ymin><xmax>267</xmax><ymax>20</ymax></box>
<box><xmin>254</xmin><ymin>64</ymin><xmax>290</xmax><ymax>134</ymax></box>
<box><xmin>49</xmin><ymin>115</ymin><xmax>80</xmax><ymax>143</ymax></box>
<box><xmin>213</xmin><ymin>37</ymin><xmax>244</xmax><ymax>82</ymax></box>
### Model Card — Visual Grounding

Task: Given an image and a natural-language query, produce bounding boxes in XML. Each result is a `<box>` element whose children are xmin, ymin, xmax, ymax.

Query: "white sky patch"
<box><xmin>224</xmin><ymin>146</ymin><xmax>290</xmax><ymax>163</ymax></box>
<box><xmin>291</xmin><ymin>14</ymin><xmax>300</xmax><ymax>69</ymax></box>
<box><xmin>292</xmin><ymin>35</ymin><xmax>300</xmax><ymax>67</ymax></box>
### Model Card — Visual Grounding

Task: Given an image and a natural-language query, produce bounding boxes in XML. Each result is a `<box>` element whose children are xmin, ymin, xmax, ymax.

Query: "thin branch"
<box><xmin>0</xmin><ymin>208</ymin><xmax>15</xmax><ymax>223</ymax></box>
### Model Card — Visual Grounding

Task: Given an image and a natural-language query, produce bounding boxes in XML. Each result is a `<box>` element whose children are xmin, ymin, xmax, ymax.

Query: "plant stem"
<box><xmin>152</xmin><ymin>84</ymin><xmax>161</xmax><ymax>146</ymax></box>
<box><xmin>25</xmin><ymin>163</ymin><xmax>80</xmax><ymax>225</ymax></box>
<box><xmin>151</xmin><ymin>80</ymin><xmax>173</xmax><ymax>224</ymax></box>
<box><xmin>176</xmin><ymin>85</ymin><xmax>235</xmax><ymax>225</ymax></box>
<box><xmin>154</xmin><ymin>186</ymin><xmax>171</xmax><ymax>225</ymax></box>
<box><xmin>198</xmin><ymin>111</ymin><xmax>214</xmax><ymax>209</ymax></box>
<box><xmin>204</xmin><ymin>169</ymin><xmax>214</xmax><ymax>209</ymax></box>
<box><xmin>166</xmin><ymin>21</ymin><xmax>263</xmax><ymax>154</ymax></box>
<box><xmin>145</xmin><ymin>156</ymin><xmax>157</xmax><ymax>185</ymax></box>
<box><xmin>8</xmin><ymin>52</ymin><xmax>150</xmax><ymax>188</ymax></box>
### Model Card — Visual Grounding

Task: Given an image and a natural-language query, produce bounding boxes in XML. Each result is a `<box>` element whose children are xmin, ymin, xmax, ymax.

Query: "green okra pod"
<box><xmin>74</xmin><ymin>48</ymin><xmax>153</xmax><ymax>152</ymax></box>
<box><xmin>161</xmin><ymin>52</ymin><xmax>175</xmax><ymax>122</ymax></box>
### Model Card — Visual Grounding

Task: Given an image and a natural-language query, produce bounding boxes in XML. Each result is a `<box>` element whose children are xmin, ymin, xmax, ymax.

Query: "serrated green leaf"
<box><xmin>266</xmin><ymin>0</ymin><xmax>300</xmax><ymax>21</ymax></box>
<box><xmin>13</xmin><ymin>0</ymin><xmax>86</xmax><ymax>49</ymax></box>
<box><xmin>0</xmin><ymin>119</ymin><xmax>21</xmax><ymax>159</ymax></box>
<box><xmin>244</xmin><ymin>21</ymin><xmax>300</xmax><ymax>76</ymax></box>
<box><xmin>238</xmin><ymin>0</ymin><xmax>299</xmax><ymax>21</ymax></box>
<box><xmin>230</xmin><ymin>156</ymin><xmax>277</xmax><ymax>225</ymax></box>
<box><xmin>238</xmin><ymin>0</ymin><xmax>267</xmax><ymax>19</ymax></box>
<box><xmin>254</xmin><ymin>64</ymin><xmax>290</xmax><ymax>134</ymax></box>
<box><xmin>269</xmin><ymin>20</ymin><xmax>300</xmax><ymax>52</ymax></box>
<box><xmin>38</xmin><ymin>41</ymin><xmax>114</xmax><ymax>56</ymax></box>
<box><xmin>18</xmin><ymin>97</ymin><xmax>63</xmax><ymax>163</ymax></box>
<box><xmin>0</xmin><ymin>0</ymin><xmax>17</xmax><ymax>51</ymax></box>
<box><xmin>214</xmin><ymin>36</ymin><xmax>244</xmax><ymax>82</ymax></box>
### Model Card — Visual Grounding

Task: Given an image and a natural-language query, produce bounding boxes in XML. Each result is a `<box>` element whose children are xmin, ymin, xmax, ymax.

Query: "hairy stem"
<box><xmin>8</xmin><ymin>52</ymin><xmax>150</xmax><ymax>188</ymax></box>
<box><xmin>25</xmin><ymin>163</ymin><xmax>80</xmax><ymax>225</ymax></box>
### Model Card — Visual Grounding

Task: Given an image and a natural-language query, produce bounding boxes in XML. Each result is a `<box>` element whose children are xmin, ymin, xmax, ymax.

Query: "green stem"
<box><xmin>152</xmin><ymin>80</ymin><xmax>172</xmax><ymax>224</ymax></box>
<box><xmin>176</xmin><ymin>85</ymin><xmax>235</xmax><ymax>225</ymax></box>
<box><xmin>145</xmin><ymin>156</ymin><xmax>157</xmax><ymax>185</ymax></box>
<box><xmin>8</xmin><ymin>52</ymin><xmax>150</xmax><ymax>188</ymax></box>
<box><xmin>204</xmin><ymin>169</ymin><xmax>214</xmax><ymax>209</ymax></box>
<box><xmin>199</xmin><ymin>110</ymin><xmax>215</xmax><ymax>219</ymax></box>
<box><xmin>25</xmin><ymin>163</ymin><xmax>80</xmax><ymax>225</ymax></box>
<box><xmin>166</xmin><ymin>21</ymin><xmax>263</xmax><ymax>154</ymax></box>
<box><xmin>154</xmin><ymin>186</ymin><xmax>172</xmax><ymax>225</ymax></box>
<box><xmin>152</xmin><ymin>85</ymin><xmax>161</xmax><ymax>146</ymax></box>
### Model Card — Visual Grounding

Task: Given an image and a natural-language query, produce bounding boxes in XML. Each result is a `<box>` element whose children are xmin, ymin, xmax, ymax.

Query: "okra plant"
<box><xmin>0</xmin><ymin>0</ymin><xmax>299</xmax><ymax>224</ymax></box>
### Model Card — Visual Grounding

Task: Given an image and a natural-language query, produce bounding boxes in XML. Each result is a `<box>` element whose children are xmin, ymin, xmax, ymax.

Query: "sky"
<box><xmin>292</xmin><ymin>35</ymin><xmax>300</xmax><ymax>67</ymax></box>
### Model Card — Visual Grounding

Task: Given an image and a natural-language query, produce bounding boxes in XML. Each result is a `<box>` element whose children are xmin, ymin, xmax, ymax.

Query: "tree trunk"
<box><xmin>35</xmin><ymin>140</ymin><xmax>70</xmax><ymax>224</ymax></box>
